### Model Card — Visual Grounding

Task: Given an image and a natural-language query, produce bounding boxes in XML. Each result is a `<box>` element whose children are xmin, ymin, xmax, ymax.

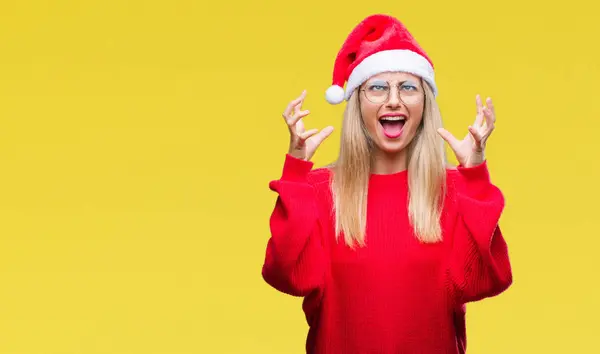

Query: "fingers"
<box><xmin>295</xmin><ymin>119</ymin><xmax>305</xmax><ymax>134</ymax></box>
<box><xmin>293</xmin><ymin>92</ymin><xmax>306</xmax><ymax>115</ymax></box>
<box><xmin>281</xmin><ymin>92</ymin><xmax>333</xmax><ymax>156</ymax></box>
<box><xmin>308</xmin><ymin>126</ymin><xmax>334</xmax><ymax>147</ymax></box>
<box><xmin>473</xmin><ymin>94</ymin><xmax>496</xmax><ymax>136</ymax></box>
<box><xmin>483</xmin><ymin>97</ymin><xmax>496</xmax><ymax>131</ymax></box>
<box><xmin>288</xmin><ymin>109</ymin><xmax>310</xmax><ymax>130</ymax></box>
<box><xmin>473</xmin><ymin>94</ymin><xmax>484</xmax><ymax>128</ymax></box>
<box><xmin>282</xmin><ymin>90</ymin><xmax>310</xmax><ymax>133</ymax></box>
<box><xmin>437</xmin><ymin>128</ymin><xmax>461</xmax><ymax>151</ymax></box>
<box><xmin>486</xmin><ymin>97</ymin><xmax>496</xmax><ymax>120</ymax></box>
<box><xmin>468</xmin><ymin>125</ymin><xmax>483</xmax><ymax>143</ymax></box>
<box><xmin>298</xmin><ymin>128</ymin><xmax>319</xmax><ymax>140</ymax></box>
<box><xmin>282</xmin><ymin>90</ymin><xmax>306</xmax><ymax>121</ymax></box>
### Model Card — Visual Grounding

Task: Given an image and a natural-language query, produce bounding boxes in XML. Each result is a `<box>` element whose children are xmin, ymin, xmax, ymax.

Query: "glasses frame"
<box><xmin>359</xmin><ymin>80</ymin><xmax>425</xmax><ymax>105</ymax></box>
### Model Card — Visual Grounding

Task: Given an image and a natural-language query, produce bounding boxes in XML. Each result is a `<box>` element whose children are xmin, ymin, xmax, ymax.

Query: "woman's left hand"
<box><xmin>437</xmin><ymin>95</ymin><xmax>496</xmax><ymax>168</ymax></box>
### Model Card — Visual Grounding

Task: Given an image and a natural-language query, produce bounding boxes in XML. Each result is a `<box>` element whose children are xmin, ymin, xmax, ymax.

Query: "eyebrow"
<box><xmin>366</xmin><ymin>79</ymin><xmax>388</xmax><ymax>85</ymax></box>
<box><xmin>401</xmin><ymin>80</ymin><xmax>419</xmax><ymax>86</ymax></box>
<box><xmin>365</xmin><ymin>79</ymin><xmax>421</xmax><ymax>86</ymax></box>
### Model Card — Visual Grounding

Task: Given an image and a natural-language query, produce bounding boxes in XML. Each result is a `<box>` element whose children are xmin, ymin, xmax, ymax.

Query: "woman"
<box><xmin>261</xmin><ymin>14</ymin><xmax>512</xmax><ymax>354</ymax></box>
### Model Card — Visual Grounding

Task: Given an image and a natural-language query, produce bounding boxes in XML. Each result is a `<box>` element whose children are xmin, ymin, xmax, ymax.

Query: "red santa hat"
<box><xmin>325</xmin><ymin>14</ymin><xmax>437</xmax><ymax>105</ymax></box>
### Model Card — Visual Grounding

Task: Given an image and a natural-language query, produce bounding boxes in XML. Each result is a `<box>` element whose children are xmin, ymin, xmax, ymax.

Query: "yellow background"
<box><xmin>0</xmin><ymin>0</ymin><xmax>598</xmax><ymax>353</ymax></box>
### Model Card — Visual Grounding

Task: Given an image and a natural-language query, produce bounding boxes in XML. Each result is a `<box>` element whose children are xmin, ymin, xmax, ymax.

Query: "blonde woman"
<box><xmin>261</xmin><ymin>14</ymin><xmax>512</xmax><ymax>354</ymax></box>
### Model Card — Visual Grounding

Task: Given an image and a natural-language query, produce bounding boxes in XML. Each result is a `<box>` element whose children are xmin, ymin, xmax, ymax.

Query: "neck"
<box><xmin>370</xmin><ymin>148</ymin><xmax>408</xmax><ymax>174</ymax></box>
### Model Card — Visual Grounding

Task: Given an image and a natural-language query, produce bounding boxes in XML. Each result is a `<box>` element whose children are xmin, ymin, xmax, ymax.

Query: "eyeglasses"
<box><xmin>360</xmin><ymin>80</ymin><xmax>424</xmax><ymax>105</ymax></box>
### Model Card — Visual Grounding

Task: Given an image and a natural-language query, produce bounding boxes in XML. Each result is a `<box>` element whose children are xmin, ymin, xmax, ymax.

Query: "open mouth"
<box><xmin>379</xmin><ymin>116</ymin><xmax>406</xmax><ymax>139</ymax></box>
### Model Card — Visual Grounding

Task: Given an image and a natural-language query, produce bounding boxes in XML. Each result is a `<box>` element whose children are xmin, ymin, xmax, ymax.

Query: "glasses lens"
<box><xmin>364</xmin><ymin>82</ymin><xmax>389</xmax><ymax>104</ymax></box>
<box><xmin>399</xmin><ymin>89</ymin><xmax>422</xmax><ymax>105</ymax></box>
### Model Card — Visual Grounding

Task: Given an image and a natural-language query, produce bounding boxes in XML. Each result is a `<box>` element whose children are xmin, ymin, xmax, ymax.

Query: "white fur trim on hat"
<box><xmin>344</xmin><ymin>49</ymin><xmax>437</xmax><ymax>100</ymax></box>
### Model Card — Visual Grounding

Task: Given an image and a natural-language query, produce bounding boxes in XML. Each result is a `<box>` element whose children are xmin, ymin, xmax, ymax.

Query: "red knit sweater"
<box><xmin>262</xmin><ymin>154</ymin><xmax>513</xmax><ymax>354</ymax></box>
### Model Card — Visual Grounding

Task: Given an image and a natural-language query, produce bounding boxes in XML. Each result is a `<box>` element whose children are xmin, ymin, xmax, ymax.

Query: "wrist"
<box><xmin>287</xmin><ymin>147</ymin><xmax>309</xmax><ymax>162</ymax></box>
<box><xmin>462</xmin><ymin>151</ymin><xmax>485</xmax><ymax>168</ymax></box>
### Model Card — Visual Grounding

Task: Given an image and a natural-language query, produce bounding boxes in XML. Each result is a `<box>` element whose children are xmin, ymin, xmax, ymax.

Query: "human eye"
<box><xmin>367</xmin><ymin>81</ymin><xmax>389</xmax><ymax>91</ymax></box>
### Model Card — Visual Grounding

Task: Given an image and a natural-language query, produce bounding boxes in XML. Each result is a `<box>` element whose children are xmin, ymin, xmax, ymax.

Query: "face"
<box><xmin>359</xmin><ymin>72</ymin><xmax>425</xmax><ymax>155</ymax></box>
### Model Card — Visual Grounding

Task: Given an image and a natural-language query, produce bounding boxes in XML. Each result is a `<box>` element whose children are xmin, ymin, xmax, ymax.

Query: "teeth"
<box><xmin>380</xmin><ymin>117</ymin><xmax>405</xmax><ymax>121</ymax></box>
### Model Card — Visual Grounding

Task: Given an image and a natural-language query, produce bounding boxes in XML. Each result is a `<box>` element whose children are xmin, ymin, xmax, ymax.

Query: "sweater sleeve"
<box><xmin>261</xmin><ymin>154</ymin><xmax>327</xmax><ymax>297</ymax></box>
<box><xmin>446</xmin><ymin>161</ymin><xmax>513</xmax><ymax>304</ymax></box>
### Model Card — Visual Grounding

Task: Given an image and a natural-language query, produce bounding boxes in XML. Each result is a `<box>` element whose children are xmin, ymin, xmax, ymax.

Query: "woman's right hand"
<box><xmin>282</xmin><ymin>90</ymin><xmax>334</xmax><ymax>161</ymax></box>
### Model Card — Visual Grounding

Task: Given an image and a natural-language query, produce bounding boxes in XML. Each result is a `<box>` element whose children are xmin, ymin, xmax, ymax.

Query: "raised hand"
<box><xmin>437</xmin><ymin>95</ymin><xmax>496</xmax><ymax>168</ymax></box>
<box><xmin>282</xmin><ymin>90</ymin><xmax>334</xmax><ymax>161</ymax></box>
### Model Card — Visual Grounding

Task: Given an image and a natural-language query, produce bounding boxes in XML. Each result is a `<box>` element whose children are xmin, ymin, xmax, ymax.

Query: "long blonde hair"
<box><xmin>329</xmin><ymin>82</ymin><xmax>448</xmax><ymax>247</ymax></box>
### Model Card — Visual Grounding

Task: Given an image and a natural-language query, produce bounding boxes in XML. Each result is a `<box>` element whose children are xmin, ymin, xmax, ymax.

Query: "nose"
<box><xmin>386</xmin><ymin>88</ymin><xmax>403</xmax><ymax>108</ymax></box>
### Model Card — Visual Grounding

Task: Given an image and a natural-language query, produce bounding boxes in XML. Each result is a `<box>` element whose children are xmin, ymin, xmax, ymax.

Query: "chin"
<box><xmin>375</xmin><ymin>136</ymin><xmax>411</xmax><ymax>154</ymax></box>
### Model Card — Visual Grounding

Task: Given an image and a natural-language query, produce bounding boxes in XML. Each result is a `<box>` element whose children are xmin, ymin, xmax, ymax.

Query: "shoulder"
<box><xmin>306</xmin><ymin>166</ymin><xmax>334</xmax><ymax>210</ymax></box>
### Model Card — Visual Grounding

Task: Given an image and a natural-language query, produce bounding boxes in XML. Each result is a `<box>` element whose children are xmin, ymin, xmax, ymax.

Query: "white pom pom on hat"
<box><xmin>324</xmin><ymin>14</ymin><xmax>438</xmax><ymax>105</ymax></box>
<box><xmin>325</xmin><ymin>85</ymin><xmax>345</xmax><ymax>105</ymax></box>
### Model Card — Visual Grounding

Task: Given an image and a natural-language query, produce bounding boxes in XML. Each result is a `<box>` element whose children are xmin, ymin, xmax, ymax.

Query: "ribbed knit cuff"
<box><xmin>456</xmin><ymin>161</ymin><xmax>492</xmax><ymax>199</ymax></box>
<box><xmin>456</xmin><ymin>160</ymin><xmax>490</xmax><ymax>183</ymax></box>
<box><xmin>280</xmin><ymin>154</ymin><xmax>314</xmax><ymax>182</ymax></box>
